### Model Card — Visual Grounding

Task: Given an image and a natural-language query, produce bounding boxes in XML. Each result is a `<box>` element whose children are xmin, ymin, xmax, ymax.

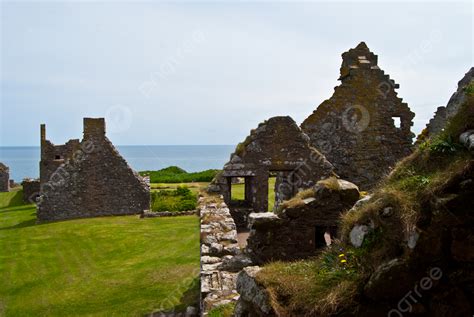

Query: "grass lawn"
<box><xmin>0</xmin><ymin>189</ymin><xmax>200</xmax><ymax>317</ymax></box>
<box><xmin>150</xmin><ymin>182</ymin><xmax>209</xmax><ymax>194</ymax></box>
<box><xmin>231</xmin><ymin>177</ymin><xmax>276</xmax><ymax>211</ymax></box>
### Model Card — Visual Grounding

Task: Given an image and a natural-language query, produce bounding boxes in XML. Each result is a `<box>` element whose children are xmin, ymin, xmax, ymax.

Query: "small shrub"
<box><xmin>464</xmin><ymin>82</ymin><xmax>474</xmax><ymax>95</ymax></box>
<box><xmin>429</xmin><ymin>135</ymin><xmax>463</xmax><ymax>154</ymax></box>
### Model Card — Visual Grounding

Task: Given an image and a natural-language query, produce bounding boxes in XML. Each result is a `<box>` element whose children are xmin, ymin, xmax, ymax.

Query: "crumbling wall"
<box><xmin>420</xmin><ymin>67</ymin><xmax>474</xmax><ymax>140</ymax></box>
<box><xmin>0</xmin><ymin>163</ymin><xmax>10</xmax><ymax>192</ymax></box>
<box><xmin>221</xmin><ymin>116</ymin><xmax>334</xmax><ymax>214</ymax></box>
<box><xmin>246</xmin><ymin>178</ymin><xmax>360</xmax><ymax>264</ymax></box>
<box><xmin>21</xmin><ymin>178</ymin><xmax>40</xmax><ymax>203</ymax></box>
<box><xmin>301</xmin><ymin>42</ymin><xmax>414</xmax><ymax>190</ymax></box>
<box><xmin>37</xmin><ymin>118</ymin><xmax>150</xmax><ymax>221</ymax></box>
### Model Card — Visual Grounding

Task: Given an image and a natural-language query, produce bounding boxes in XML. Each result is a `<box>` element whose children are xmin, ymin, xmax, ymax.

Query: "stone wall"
<box><xmin>22</xmin><ymin>178</ymin><xmax>40</xmax><ymax>203</ymax></box>
<box><xmin>37</xmin><ymin>118</ymin><xmax>150</xmax><ymax>221</ymax></box>
<box><xmin>301</xmin><ymin>42</ymin><xmax>414</xmax><ymax>190</ymax></box>
<box><xmin>0</xmin><ymin>163</ymin><xmax>10</xmax><ymax>192</ymax></box>
<box><xmin>420</xmin><ymin>67</ymin><xmax>474</xmax><ymax>140</ymax></box>
<box><xmin>200</xmin><ymin>197</ymin><xmax>242</xmax><ymax>315</ymax></box>
<box><xmin>220</xmin><ymin>116</ymin><xmax>334</xmax><ymax>215</ymax></box>
<box><xmin>246</xmin><ymin>178</ymin><xmax>360</xmax><ymax>264</ymax></box>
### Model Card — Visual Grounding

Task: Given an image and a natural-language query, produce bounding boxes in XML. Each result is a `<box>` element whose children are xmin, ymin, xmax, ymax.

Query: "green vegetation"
<box><xmin>0</xmin><ymin>190</ymin><xmax>199</xmax><ymax>316</ymax></box>
<box><xmin>151</xmin><ymin>186</ymin><xmax>198</xmax><ymax>212</ymax></box>
<box><xmin>150</xmin><ymin>182</ymin><xmax>209</xmax><ymax>193</ymax></box>
<box><xmin>231</xmin><ymin>177</ymin><xmax>276</xmax><ymax>211</ymax></box>
<box><xmin>207</xmin><ymin>302</ymin><xmax>235</xmax><ymax>317</ymax></box>
<box><xmin>140</xmin><ymin>166</ymin><xmax>219</xmax><ymax>183</ymax></box>
<box><xmin>257</xmin><ymin>97</ymin><xmax>473</xmax><ymax>316</ymax></box>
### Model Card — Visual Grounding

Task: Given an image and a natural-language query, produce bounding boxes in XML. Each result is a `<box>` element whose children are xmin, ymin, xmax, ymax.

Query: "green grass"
<box><xmin>207</xmin><ymin>302</ymin><xmax>235</xmax><ymax>317</ymax></box>
<box><xmin>140</xmin><ymin>166</ymin><xmax>219</xmax><ymax>183</ymax></box>
<box><xmin>150</xmin><ymin>186</ymin><xmax>197</xmax><ymax>212</ymax></box>
<box><xmin>150</xmin><ymin>182</ymin><xmax>209</xmax><ymax>194</ymax></box>
<box><xmin>0</xmin><ymin>190</ymin><xmax>200</xmax><ymax>316</ymax></box>
<box><xmin>231</xmin><ymin>177</ymin><xmax>276</xmax><ymax>211</ymax></box>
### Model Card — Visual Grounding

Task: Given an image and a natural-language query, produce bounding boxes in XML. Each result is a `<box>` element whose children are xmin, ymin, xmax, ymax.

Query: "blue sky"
<box><xmin>1</xmin><ymin>1</ymin><xmax>472</xmax><ymax>146</ymax></box>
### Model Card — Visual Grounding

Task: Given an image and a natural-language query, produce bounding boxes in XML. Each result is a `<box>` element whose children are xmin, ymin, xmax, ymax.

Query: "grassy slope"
<box><xmin>0</xmin><ymin>190</ymin><xmax>199</xmax><ymax>316</ymax></box>
<box><xmin>231</xmin><ymin>177</ymin><xmax>276</xmax><ymax>211</ymax></box>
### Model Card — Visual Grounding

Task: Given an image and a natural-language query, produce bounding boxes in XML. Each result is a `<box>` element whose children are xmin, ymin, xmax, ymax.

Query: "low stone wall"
<box><xmin>246</xmin><ymin>178</ymin><xmax>360</xmax><ymax>264</ymax></box>
<box><xmin>199</xmin><ymin>196</ymin><xmax>253</xmax><ymax>315</ymax></box>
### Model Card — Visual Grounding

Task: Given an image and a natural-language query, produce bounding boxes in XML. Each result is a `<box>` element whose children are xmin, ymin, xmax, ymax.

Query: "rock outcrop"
<box><xmin>234</xmin><ymin>266</ymin><xmax>274</xmax><ymax>317</ymax></box>
<box><xmin>421</xmin><ymin>67</ymin><xmax>474</xmax><ymax>140</ymax></box>
<box><xmin>301</xmin><ymin>42</ymin><xmax>414</xmax><ymax>190</ymax></box>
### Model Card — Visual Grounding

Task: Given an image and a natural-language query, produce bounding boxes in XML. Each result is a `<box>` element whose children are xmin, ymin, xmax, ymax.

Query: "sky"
<box><xmin>0</xmin><ymin>1</ymin><xmax>472</xmax><ymax>146</ymax></box>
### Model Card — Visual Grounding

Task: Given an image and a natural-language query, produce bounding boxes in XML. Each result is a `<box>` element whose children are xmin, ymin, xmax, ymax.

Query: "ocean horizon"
<box><xmin>0</xmin><ymin>145</ymin><xmax>236</xmax><ymax>182</ymax></box>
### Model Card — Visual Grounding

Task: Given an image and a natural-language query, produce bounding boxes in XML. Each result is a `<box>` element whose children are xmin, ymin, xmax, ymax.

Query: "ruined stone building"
<box><xmin>217</xmin><ymin>116</ymin><xmax>334</xmax><ymax>222</ymax></box>
<box><xmin>420</xmin><ymin>67</ymin><xmax>474</xmax><ymax>141</ymax></box>
<box><xmin>37</xmin><ymin>118</ymin><xmax>150</xmax><ymax>221</ymax></box>
<box><xmin>246</xmin><ymin>178</ymin><xmax>360</xmax><ymax>264</ymax></box>
<box><xmin>22</xmin><ymin>178</ymin><xmax>40</xmax><ymax>203</ymax></box>
<box><xmin>301</xmin><ymin>42</ymin><xmax>415</xmax><ymax>189</ymax></box>
<box><xmin>0</xmin><ymin>162</ymin><xmax>10</xmax><ymax>192</ymax></box>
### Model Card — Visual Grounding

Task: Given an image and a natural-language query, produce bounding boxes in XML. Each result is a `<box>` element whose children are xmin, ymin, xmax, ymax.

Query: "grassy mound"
<box><xmin>256</xmin><ymin>97</ymin><xmax>474</xmax><ymax>316</ymax></box>
<box><xmin>140</xmin><ymin>166</ymin><xmax>220</xmax><ymax>183</ymax></box>
<box><xmin>0</xmin><ymin>190</ymin><xmax>199</xmax><ymax>316</ymax></box>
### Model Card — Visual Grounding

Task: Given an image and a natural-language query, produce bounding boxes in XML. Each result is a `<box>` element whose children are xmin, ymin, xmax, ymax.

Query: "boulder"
<box><xmin>350</xmin><ymin>224</ymin><xmax>371</xmax><ymax>248</ymax></box>
<box><xmin>459</xmin><ymin>130</ymin><xmax>474</xmax><ymax>151</ymax></box>
<box><xmin>219</xmin><ymin>254</ymin><xmax>253</xmax><ymax>272</ymax></box>
<box><xmin>364</xmin><ymin>258</ymin><xmax>418</xmax><ymax>300</ymax></box>
<box><xmin>235</xmin><ymin>266</ymin><xmax>274</xmax><ymax>316</ymax></box>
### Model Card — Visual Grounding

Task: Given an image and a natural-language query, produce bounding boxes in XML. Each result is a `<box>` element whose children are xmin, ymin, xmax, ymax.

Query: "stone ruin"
<box><xmin>37</xmin><ymin>118</ymin><xmax>150</xmax><ymax>221</ymax></box>
<box><xmin>301</xmin><ymin>42</ymin><xmax>415</xmax><ymax>190</ymax></box>
<box><xmin>21</xmin><ymin>178</ymin><xmax>40</xmax><ymax>203</ymax></box>
<box><xmin>0</xmin><ymin>162</ymin><xmax>10</xmax><ymax>192</ymax></box>
<box><xmin>246</xmin><ymin>178</ymin><xmax>360</xmax><ymax>264</ymax></box>
<box><xmin>216</xmin><ymin>116</ymin><xmax>334</xmax><ymax>225</ymax></box>
<box><xmin>420</xmin><ymin>67</ymin><xmax>474</xmax><ymax>141</ymax></box>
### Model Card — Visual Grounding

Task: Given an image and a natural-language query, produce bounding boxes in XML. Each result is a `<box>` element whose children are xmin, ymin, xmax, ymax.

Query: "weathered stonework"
<box><xmin>21</xmin><ymin>178</ymin><xmax>40</xmax><ymax>203</ymax></box>
<box><xmin>301</xmin><ymin>42</ymin><xmax>414</xmax><ymax>190</ymax></box>
<box><xmin>420</xmin><ymin>67</ymin><xmax>474</xmax><ymax>140</ymax></box>
<box><xmin>246</xmin><ymin>178</ymin><xmax>360</xmax><ymax>264</ymax></box>
<box><xmin>219</xmin><ymin>116</ymin><xmax>334</xmax><ymax>216</ymax></box>
<box><xmin>0</xmin><ymin>163</ymin><xmax>10</xmax><ymax>192</ymax></box>
<box><xmin>37</xmin><ymin>118</ymin><xmax>150</xmax><ymax>221</ymax></box>
<box><xmin>200</xmin><ymin>197</ymin><xmax>243</xmax><ymax>316</ymax></box>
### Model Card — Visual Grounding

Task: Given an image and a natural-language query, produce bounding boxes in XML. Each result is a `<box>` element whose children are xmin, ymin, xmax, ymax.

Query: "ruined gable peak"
<box><xmin>340</xmin><ymin>42</ymin><xmax>379</xmax><ymax>79</ymax></box>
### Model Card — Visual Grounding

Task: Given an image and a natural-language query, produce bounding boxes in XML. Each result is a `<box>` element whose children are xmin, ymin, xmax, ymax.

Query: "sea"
<box><xmin>0</xmin><ymin>145</ymin><xmax>235</xmax><ymax>182</ymax></box>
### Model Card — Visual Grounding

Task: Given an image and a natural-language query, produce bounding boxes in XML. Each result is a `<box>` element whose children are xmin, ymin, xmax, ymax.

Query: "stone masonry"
<box><xmin>301</xmin><ymin>42</ymin><xmax>414</xmax><ymax>190</ymax></box>
<box><xmin>21</xmin><ymin>178</ymin><xmax>40</xmax><ymax>203</ymax></box>
<box><xmin>246</xmin><ymin>178</ymin><xmax>360</xmax><ymax>264</ymax></box>
<box><xmin>219</xmin><ymin>116</ymin><xmax>334</xmax><ymax>216</ymax></box>
<box><xmin>200</xmin><ymin>198</ymin><xmax>242</xmax><ymax>316</ymax></box>
<box><xmin>37</xmin><ymin>118</ymin><xmax>150</xmax><ymax>221</ymax></box>
<box><xmin>0</xmin><ymin>162</ymin><xmax>9</xmax><ymax>192</ymax></box>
